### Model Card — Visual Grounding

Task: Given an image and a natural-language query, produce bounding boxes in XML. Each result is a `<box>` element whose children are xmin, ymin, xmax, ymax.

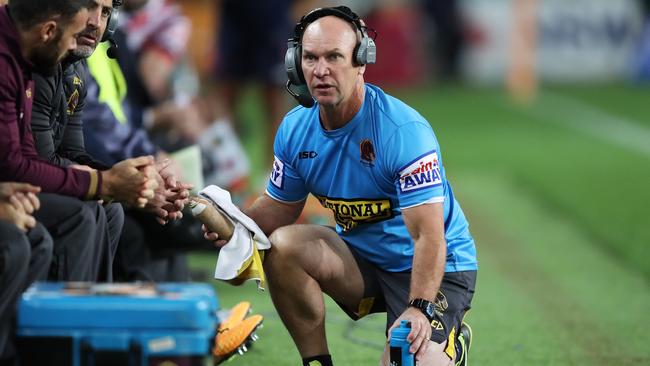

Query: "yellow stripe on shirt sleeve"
<box><xmin>85</xmin><ymin>170</ymin><xmax>99</xmax><ymax>200</ymax></box>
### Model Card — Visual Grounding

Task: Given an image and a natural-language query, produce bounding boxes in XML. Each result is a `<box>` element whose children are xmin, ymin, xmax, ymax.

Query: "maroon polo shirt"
<box><xmin>0</xmin><ymin>5</ymin><xmax>100</xmax><ymax>199</ymax></box>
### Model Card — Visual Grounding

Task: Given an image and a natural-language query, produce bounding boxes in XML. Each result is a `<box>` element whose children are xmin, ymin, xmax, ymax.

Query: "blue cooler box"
<box><xmin>16</xmin><ymin>282</ymin><xmax>218</xmax><ymax>366</ymax></box>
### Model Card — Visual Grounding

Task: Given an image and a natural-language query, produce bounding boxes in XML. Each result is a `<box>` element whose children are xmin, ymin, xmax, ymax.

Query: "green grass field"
<box><xmin>190</xmin><ymin>83</ymin><xmax>650</xmax><ymax>365</ymax></box>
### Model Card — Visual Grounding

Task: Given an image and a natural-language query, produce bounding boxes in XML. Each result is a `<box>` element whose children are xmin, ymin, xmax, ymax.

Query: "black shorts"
<box><xmin>337</xmin><ymin>247</ymin><xmax>476</xmax><ymax>349</ymax></box>
<box><xmin>213</xmin><ymin>0</ymin><xmax>292</xmax><ymax>85</ymax></box>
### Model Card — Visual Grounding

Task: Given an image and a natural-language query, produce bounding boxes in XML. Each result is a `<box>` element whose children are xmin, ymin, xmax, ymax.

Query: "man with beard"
<box><xmin>31</xmin><ymin>0</ymin><xmax>119</xmax><ymax>171</ymax></box>
<box><xmin>31</xmin><ymin>0</ymin><xmax>193</xmax><ymax>282</ymax></box>
<box><xmin>0</xmin><ymin>0</ymin><xmax>159</xmax><ymax>281</ymax></box>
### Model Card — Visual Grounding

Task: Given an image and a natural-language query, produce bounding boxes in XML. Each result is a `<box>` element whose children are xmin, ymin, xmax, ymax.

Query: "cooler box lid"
<box><xmin>18</xmin><ymin>282</ymin><xmax>218</xmax><ymax>331</ymax></box>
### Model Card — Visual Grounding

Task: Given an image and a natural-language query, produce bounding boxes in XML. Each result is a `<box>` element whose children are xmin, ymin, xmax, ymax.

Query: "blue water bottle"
<box><xmin>389</xmin><ymin>320</ymin><xmax>415</xmax><ymax>366</ymax></box>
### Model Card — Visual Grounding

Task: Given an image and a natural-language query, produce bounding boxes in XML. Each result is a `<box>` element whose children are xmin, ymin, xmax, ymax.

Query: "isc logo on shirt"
<box><xmin>398</xmin><ymin>151</ymin><xmax>442</xmax><ymax>192</ymax></box>
<box><xmin>270</xmin><ymin>156</ymin><xmax>284</xmax><ymax>189</ymax></box>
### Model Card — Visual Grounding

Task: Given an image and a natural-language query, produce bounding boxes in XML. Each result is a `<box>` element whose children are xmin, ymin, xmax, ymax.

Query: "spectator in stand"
<box><xmin>116</xmin><ymin>0</ymin><xmax>245</xmax><ymax>192</ymax></box>
<box><xmin>422</xmin><ymin>0</ymin><xmax>464</xmax><ymax>81</ymax></box>
<box><xmin>210</xmin><ymin>0</ymin><xmax>295</xmax><ymax>167</ymax></box>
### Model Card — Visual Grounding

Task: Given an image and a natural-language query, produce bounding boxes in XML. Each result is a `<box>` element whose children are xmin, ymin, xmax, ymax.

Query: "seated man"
<box><xmin>0</xmin><ymin>182</ymin><xmax>52</xmax><ymax>364</ymax></box>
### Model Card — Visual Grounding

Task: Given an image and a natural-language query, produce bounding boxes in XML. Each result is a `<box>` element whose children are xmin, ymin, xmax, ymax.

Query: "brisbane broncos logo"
<box><xmin>360</xmin><ymin>139</ymin><xmax>375</xmax><ymax>166</ymax></box>
<box><xmin>67</xmin><ymin>89</ymin><xmax>80</xmax><ymax>115</ymax></box>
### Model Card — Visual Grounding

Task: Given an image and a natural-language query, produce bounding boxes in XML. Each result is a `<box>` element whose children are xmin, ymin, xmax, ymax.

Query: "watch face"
<box><xmin>425</xmin><ymin>302</ymin><xmax>435</xmax><ymax>317</ymax></box>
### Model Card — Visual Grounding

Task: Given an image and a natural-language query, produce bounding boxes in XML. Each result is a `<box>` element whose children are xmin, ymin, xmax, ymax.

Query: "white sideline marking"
<box><xmin>524</xmin><ymin>92</ymin><xmax>650</xmax><ymax>157</ymax></box>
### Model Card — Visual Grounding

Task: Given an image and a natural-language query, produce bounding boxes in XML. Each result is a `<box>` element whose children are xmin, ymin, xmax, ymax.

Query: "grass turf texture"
<box><xmin>189</xmin><ymin>83</ymin><xmax>650</xmax><ymax>365</ymax></box>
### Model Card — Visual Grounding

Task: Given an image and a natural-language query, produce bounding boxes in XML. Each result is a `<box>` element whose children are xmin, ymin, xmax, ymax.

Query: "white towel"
<box><xmin>199</xmin><ymin>185</ymin><xmax>271</xmax><ymax>290</ymax></box>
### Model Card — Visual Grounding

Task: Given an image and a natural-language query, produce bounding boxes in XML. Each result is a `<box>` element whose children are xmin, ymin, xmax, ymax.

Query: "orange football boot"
<box><xmin>218</xmin><ymin>301</ymin><xmax>251</xmax><ymax>333</ymax></box>
<box><xmin>213</xmin><ymin>314</ymin><xmax>263</xmax><ymax>363</ymax></box>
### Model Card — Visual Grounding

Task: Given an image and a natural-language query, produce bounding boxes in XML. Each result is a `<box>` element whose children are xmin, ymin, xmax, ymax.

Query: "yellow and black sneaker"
<box><xmin>455</xmin><ymin>322</ymin><xmax>472</xmax><ymax>366</ymax></box>
<box><xmin>213</xmin><ymin>314</ymin><xmax>264</xmax><ymax>364</ymax></box>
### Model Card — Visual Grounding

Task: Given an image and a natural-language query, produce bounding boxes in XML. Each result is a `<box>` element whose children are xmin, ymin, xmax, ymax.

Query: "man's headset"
<box><xmin>102</xmin><ymin>0</ymin><xmax>123</xmax><ymax>59</ymax></box>
<box><xmin>284</xmin><ymin>6</ymin><xmax>376</xmax><ymax>108</ymax></box>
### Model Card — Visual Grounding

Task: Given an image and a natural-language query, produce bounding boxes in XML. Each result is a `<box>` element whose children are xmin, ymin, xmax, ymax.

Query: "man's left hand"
<box><xmin>388</xmin><ymin>307</ymin><xmax>432</xmax><ymax>360</ymax></box>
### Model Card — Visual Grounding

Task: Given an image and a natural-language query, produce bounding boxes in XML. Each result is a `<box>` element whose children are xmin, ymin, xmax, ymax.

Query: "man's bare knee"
<box><xmin>268</xmin><ymin>225</ymin><xmax>299</xmax><ymax>250</ymax></box>
<box><xmin>266</xmin><ymin>225</ymin><xmax>307</xmax><ymax>264</ymax></box>
<box><xmin>265</xmin><ymin>225</ymin><xmax>318</xmax><ymax>276</ymax></box>
<box><xmin>266</xmin><ymin>225</ymin><xmax>363</xmax><ymax>302</ymax></box>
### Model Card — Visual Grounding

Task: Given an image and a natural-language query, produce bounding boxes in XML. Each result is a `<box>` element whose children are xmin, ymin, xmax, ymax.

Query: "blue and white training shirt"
<box><xmin>266</xmin><ymin>84</ymin><xmax>477</xmax><ymax>273</ymax></box>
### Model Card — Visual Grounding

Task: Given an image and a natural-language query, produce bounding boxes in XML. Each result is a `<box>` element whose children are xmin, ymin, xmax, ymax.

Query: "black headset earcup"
<box><xmin>101</xmin><ymin>9</ymin><xmax>119</xmax><ymax>43</ymax></box>
<box><xmin>284</xmin><ymin>43</ymin><xmax>305</xmax><ymax>85</ymax></box>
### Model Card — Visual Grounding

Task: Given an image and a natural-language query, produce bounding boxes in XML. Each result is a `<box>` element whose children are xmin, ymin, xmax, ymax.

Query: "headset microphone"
<box><xmin>106</xmin><ymin>39</ymin><xmax>118</xmax><ymax>59</ymax></box>
<box><xmin>286</xmin><ymin>81</ymin><xmax>314</xmax><ymax>108</ymax></box>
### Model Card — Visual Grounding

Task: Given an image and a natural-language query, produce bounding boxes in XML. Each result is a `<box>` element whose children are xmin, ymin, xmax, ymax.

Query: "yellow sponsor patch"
<box><xmin>315</xmin><ymin>196</ymin><xmax>392</xmax><ymax>231</ymax></box>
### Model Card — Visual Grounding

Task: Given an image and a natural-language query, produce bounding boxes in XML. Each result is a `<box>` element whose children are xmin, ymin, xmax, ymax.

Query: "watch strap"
<box><xmin>409</xmin><ymin>298</ymin><xmax>435</xmax><ymax>322</ymax></box>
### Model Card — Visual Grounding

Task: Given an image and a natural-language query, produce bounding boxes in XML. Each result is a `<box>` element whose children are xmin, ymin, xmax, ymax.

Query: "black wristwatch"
<box><xmin>409</xmin><ymin>298</ymin><xmax>435</xmax><ymax>322</ymax></box>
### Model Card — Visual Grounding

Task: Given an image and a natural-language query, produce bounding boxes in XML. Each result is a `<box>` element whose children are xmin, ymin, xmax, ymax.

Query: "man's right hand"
<box><xmin>202</xmin><ymin>224</ymin><xmax>229</xmax><ymax>248</ymax></box>
<box><xmin>101</xmin><ymin>156</ymin><xmax>158</xmax><ymax>208</ymax></box>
